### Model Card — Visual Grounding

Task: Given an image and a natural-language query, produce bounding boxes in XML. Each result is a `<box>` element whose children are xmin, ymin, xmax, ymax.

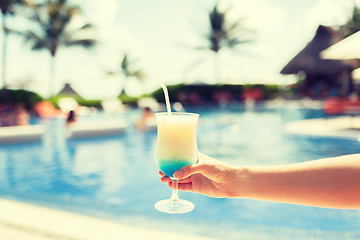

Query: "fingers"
<box><xmin>159</xmin><ymin>170</ymin><xmax>193</xmax><ymax>183</ymax></box>
<box><xmin>160</xmin><ymin>152</ymin><xmax>212</xmax><ymax>179</ymax></box>
<box><xmin>174</xmin><ymin>163</ymin><xmax>210</xmax><ymax>179</ymax></box>
<box><xmin>168</xmin><ymin>182</ymin><xmax>193</xmax><ymax>192</ymax></box>
<box><xmin>160</xmin><ymin>176</ymin><xmax>192</xmax><ymax>184</ymax></box>
<box><xmin>172</xmin><ymin>152</ymin><xmax>214</xmax><ymax>179</ymax></box>
<box><xmin>160</xmin><ymin>176</ymin><xmax>170</xmax><ymax>183</ymax></box>
<box><xmin>159</xmin><ymin>174</ymin><xmax>193</xmax><ymax>192</ymax></box>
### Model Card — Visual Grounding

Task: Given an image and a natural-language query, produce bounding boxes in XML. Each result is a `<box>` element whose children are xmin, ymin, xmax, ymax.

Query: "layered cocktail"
<box><xmin>154</xmin><ymin>112</ymin><xmax>199</xmax><ymax>213</ymax></box>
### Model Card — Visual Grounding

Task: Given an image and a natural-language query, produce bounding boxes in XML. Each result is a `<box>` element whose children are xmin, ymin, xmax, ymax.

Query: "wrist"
<box><xmin>228</xmin><ymin>166</ymin><xmax>254</xmax><ymax>198</ymax></box>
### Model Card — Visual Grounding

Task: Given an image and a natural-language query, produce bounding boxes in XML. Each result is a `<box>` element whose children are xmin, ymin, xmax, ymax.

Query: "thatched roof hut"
<box><xmin>57</xmin><ymin>83</ymin><xmax>82</xmax><ymax>99</ymax></box>
<box><xmin>281</xmin><ymin>25</ymin><xmax>360</xmax><ymax>97</ymax></box>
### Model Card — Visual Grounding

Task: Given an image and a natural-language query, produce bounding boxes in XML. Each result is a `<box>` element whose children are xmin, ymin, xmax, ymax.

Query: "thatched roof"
<box><xmin>280</xmin><ymin>25</ymin><xmax>360</xmax><ymax>76</ymax></box>
<box><xmin>57</xmin><ymin>83</ymin><xmax>82</xmax><ymax>98</ymax></box>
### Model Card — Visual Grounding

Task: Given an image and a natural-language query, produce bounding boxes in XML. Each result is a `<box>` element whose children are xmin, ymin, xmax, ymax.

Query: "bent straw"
<box><xmin>153</xmin><ymin>73</ymin><xmax>172</xmax><ymax>115</ymax></box>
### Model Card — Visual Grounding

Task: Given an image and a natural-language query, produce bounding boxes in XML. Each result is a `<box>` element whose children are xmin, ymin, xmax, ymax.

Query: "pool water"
<box><xmin>0</xmin><ymin>104</ymin><xmax>360</xmax><ymax>239</ymax></box>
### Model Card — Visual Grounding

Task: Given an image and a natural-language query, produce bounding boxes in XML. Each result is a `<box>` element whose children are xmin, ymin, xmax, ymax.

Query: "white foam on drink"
<box><xmin>153</xmin><ymin>73</ymin><xmax>172</xmax><ymax>115</ymax></box>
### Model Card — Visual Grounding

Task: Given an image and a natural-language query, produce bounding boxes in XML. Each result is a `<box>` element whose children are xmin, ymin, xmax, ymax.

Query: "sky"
<box><xmin>1</xmin><ymin>0</ymin><xmax>359</xmax><ymax>99</ymax></box>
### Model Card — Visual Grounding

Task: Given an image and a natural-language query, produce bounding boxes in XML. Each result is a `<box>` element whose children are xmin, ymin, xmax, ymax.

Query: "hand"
<box><xmin>160</xmin><ymin>153</ymin><xmax>360</xmax><ymax>209</ymax></box>
<box><xmin>159</xmin><ymin>152</ymin><xmax>238</xmax><ymax>198</ymax></box>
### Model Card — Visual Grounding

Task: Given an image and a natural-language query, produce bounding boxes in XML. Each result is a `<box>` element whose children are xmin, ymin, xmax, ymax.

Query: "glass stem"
<box><xmin>170</xmin><ymin>178</ymin><xmax>180</xmax><ymax>202</ymax></box>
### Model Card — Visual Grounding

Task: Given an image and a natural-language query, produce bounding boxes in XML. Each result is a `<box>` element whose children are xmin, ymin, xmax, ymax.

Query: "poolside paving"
<box><xmin>285</xmin><ymin>115</ymin><xmax>360</xmax><ymax>140</ymax></box>
<box><xmin>0</xmin><ymin>198</ymin><xmax>213</xmax><ymax>240</ymax></box>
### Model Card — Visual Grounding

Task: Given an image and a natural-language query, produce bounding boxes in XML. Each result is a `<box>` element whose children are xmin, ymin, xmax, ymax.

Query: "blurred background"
<box><xmin>1</xmin><ymin>0</ymin><xmax>360</xmax><ymax>103</ymax></box>
<box><xmin>1</xmin><ymin>0</ymin><xmax>360</xmax><ymax>239</ymax></box>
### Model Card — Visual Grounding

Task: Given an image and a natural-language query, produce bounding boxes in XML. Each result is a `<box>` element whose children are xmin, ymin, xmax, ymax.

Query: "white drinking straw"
<box><xmin>153</xmin><ymin>73</ymin><xmax>172</xmax><ymax>115</ymax></box>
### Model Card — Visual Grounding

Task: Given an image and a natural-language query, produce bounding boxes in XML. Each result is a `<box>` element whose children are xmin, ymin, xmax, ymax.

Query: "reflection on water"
<box><xmin>0</xmin><ymin>105</ymin><xmax>359</xmax><ymax>239</ymax></box>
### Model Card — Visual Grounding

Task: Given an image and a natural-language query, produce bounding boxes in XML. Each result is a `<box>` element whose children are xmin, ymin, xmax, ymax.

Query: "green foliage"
<box><xmin>0</xmin><ymin>88</ymin><xmax>43</xmax><ymax>110</ymax></box>
<box><xmin>40</xmin><ymin>83</ymin><xmax>282</xmax><ymax>110</ymax></box>
<box><xmin>76</xmin><ymin>98</ymin><xmax>102</xmax><ymax>108</ymax></box>
<box><xmin>2</xmin><ymin>83</ymin><xmax>281</xmax><ymax>111</ymax></box>
<box><xmin>118</xmin><ymin>94</ymin><xmax>139</xmax><ymax>106</ymax></box>
<box><xmin>151</xmin><ymin>83</ymin><xmax>280</xmax><ymax>103</ymax></box>
<box><xmin>48</xmin><ymin>95</ymin><xmax>102</xmax><ymax>108</ymax></box>
<box><xmin>46</xmin><ymin>95</ymin><xmax>66</xmax><ymax>108</ymax></box>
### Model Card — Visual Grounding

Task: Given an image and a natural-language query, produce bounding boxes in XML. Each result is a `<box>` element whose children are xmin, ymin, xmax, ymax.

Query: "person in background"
<box><xmin>14</xmin><ymin>104</ymin><xmax>30</xmax><ymax>126</ymax></box>
<box><xmin>135</xmin><ymin>107</ymin><xmax>155</xmax><ymax>131</ymax></box>
<box><xmin>0</xmin><ymin>103</ymin><xmax>14</xmax><ymax>126</ymax></box>
<box><xmin>66</xmin><ymin>110</ymin><xmax>77</xmax><ymax>126</ymax></box>
<box><xmin>159</xmin><ymin>152</ymin><xmax>360</xmax><ymax>209</ymax></box>
<box><xmin>0</xmin><ymin>103</ymin><xmax>29</xmax><ymax>126</ymax></box>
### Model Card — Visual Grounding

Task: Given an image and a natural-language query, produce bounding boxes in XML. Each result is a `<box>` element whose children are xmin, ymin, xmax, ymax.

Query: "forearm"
<box><xmin>234</xmin><ymin>154</ymin><xmax>360</xmax><ymax>209</ymax></box>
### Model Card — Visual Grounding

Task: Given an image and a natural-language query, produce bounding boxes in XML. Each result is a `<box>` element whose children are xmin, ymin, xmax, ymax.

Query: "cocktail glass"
<box><xmin>154</xmin><ymin>112</ymin><xmax>199</xmax><ymax>214</ymax></box>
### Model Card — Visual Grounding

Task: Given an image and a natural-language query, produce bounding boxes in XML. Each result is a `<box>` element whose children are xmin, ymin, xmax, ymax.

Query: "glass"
<box><xmin>154</xmin><ymin>112</ymin><xmax>199</xmax><ymax>213</ymax></box>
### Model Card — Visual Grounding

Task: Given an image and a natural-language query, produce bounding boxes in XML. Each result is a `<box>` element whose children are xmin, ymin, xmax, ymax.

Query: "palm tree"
<box><xmin>338</xmin><ymin>4</ymin><xmax>360</xmax><ymax>38</ymax></box>
<box><xmin>0</xmin><ymin>0</ymin><xmax>28</xmax><ymax>89</ymax></box>
<box><xmin>193</xmin><ymin>2</ymin><xmax>254</xmax><ymax>83</ymax></box>
<box><xmin>107</xmin><ymin>52</ymin><xmax>146</xmax><ymax>96</ymax></box>
<box><xmin>22</xmin><ymin>0</ymin><xmax>97</xmax><ymax>96</ymax></box>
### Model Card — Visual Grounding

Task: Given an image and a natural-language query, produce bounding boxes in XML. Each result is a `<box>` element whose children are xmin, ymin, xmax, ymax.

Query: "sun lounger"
<box><xmin>0</xmin><ymin>125</ymin><xmax>44</xmax><ymax>144</ymax></box>
<box><xmin>67</xmin><ymin>120</ymin><xmax>128</xmax><ymax>138</ymax></box>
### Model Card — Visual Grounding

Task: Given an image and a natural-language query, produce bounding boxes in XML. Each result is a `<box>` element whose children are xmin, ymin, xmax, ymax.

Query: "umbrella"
<box><xmin>321</xmin><ymin>30</ymin><xmax>360</xmax><ymax>60</ymax></box>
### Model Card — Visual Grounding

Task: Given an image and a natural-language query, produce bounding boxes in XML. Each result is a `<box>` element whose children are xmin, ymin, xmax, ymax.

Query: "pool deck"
<box><xmin>0</xmin><ymin>198</ymin><xmax>213</xmax><ymax>240</ymax></box>
<box><xmin>285</xmin><ymin>115</ymin><xmax>360</xmax><ymax>140</ymax></box>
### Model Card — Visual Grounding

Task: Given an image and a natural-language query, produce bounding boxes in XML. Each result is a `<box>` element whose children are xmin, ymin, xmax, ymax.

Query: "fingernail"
<box><xmin>174</xmin><ymin>170</ymin><xmax>182</xmax><ymax>178</ymax></box>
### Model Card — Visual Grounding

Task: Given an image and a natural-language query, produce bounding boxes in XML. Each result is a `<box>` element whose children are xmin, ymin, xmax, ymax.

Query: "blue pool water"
<box><xmin>0</xmin><ymin>103</ymin><xmax>360</xmax><ymax>239</ymax></box>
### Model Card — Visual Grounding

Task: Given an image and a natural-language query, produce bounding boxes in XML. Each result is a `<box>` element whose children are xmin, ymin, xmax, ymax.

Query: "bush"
<box><xmin>151</xmin><ymin>83</ymin><xmax>281</xmax><ymax>103</ymax></box>
<box><xmin>0</xmin><ymin>88</ymin><xmax>43</xmax><ymax>110</ymax></box>
<box><xmin>48</xmin><ymin>95</ymin><xmax>103</xmax><ymax>109</ymax></box>
<box><xmin>119</xmin><ymin>95</ymin><xmax>139</xmax><ymax>106</ymax></box>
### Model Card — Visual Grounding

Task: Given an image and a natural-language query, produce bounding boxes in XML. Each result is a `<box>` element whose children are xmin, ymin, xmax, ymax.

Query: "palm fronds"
<box><xmin>0</xmin><ymin>0</ymin><xmax>29</xmax><ymax>15</ymax></box>
<box><xmin>16</xmin><ymin>0</ymin><xmax>97</xmax><ymax>95</ymax></box>
<box><xmin>202</xmin><ymin>3</ymin><xmax>254</xmax><ymax>53</ymax></box>
<box><xmin>23</xmin><ymin>0</ymin><xmax>97</xmax><ymax>57</ymax></box>
<box><xmin>339</xmin><ymin>4</ymin><xmax>360</xmax><ymax>38</ymax></box>
<box><xmin>107</xmin><ymin>52</ymin><xmax>146</xmax><ymax>96</ymax></box>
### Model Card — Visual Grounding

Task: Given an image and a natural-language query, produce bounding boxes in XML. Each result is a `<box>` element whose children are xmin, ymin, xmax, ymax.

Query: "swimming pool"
<box><xmin>0</xmin><ymin>104</ymin><xmax>359</xmax><ymax>239</ymax></box>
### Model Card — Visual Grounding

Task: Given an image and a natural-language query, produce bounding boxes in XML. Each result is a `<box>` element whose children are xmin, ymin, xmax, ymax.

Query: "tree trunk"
<box><xmin>214</xmin><ymin>52</ymin><xmax>221</xmax><ymax>84</ymax></box>
<box><xmin>1</xmin><ymin>14</ymin><xmax>8</xmax><ymax>89</ymax></box>
<box><xmin>119</xmin><ymin>76</ymin><xmax>128</xmax><ymax>96</ymax></box>
<box><xmin>50</xmin><ymin>55</ymin><xmax>56</xmax><ymax>96</ymax></box>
